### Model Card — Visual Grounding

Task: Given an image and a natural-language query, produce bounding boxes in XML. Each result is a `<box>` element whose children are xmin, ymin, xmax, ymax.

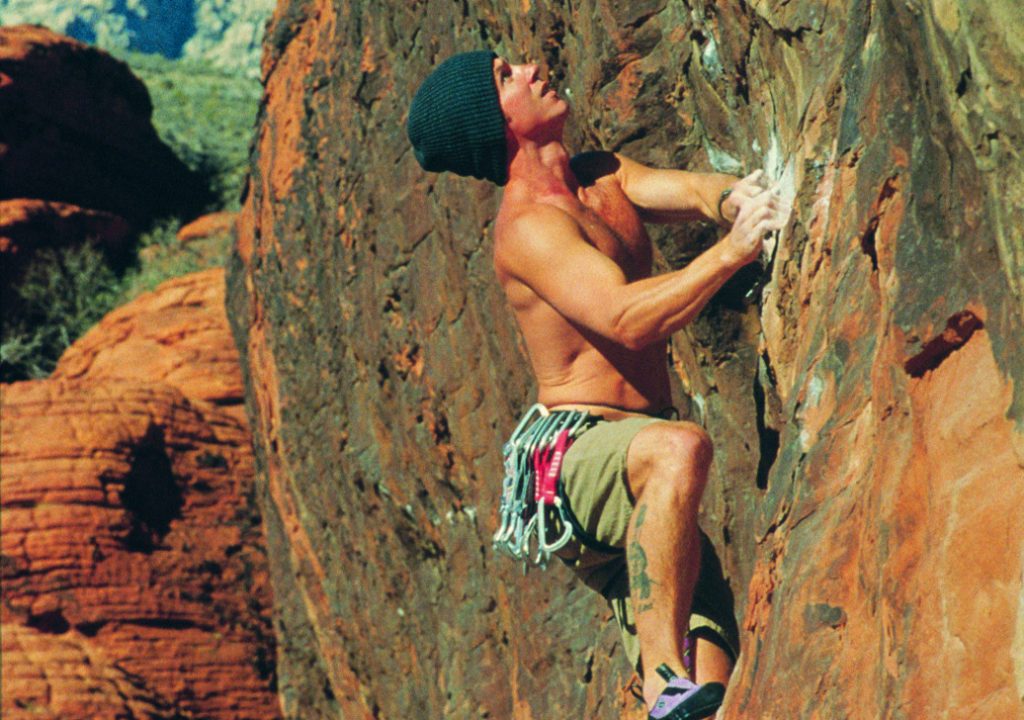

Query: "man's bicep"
<box><xmin>501</xmin><ymin>212</ymin><xmax>628</xmax><ymax>336</ymax></box>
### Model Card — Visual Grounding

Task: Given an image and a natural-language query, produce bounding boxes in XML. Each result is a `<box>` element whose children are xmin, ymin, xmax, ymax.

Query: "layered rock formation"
<box><xmin>0</xmin><ymin>25</ymin><xmax>208</xmax><ymax>223</ymax></box>
<box><xmin>1</xmin><ymin>269</ymin><xmax>280</xmax><ymax>719</ymax></box>
<box><xmin>228</xmin><ymin>1</ymin><xmax>1023</xmax><ymax>718</ymax></box>
<box><xmin>53</xmin><ymin>268</ymin><xmax>247</xmax><ymax>424</ymax></box>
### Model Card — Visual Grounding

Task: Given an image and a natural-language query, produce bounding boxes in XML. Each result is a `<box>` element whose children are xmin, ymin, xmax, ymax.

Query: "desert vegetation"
<box><xmin>1</xmin><ymin>50</ymin><xmax>260</xmax><ymax>382</ymax></box>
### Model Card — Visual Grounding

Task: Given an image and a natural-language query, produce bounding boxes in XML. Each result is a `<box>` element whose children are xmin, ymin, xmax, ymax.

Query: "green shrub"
<box><xmin>1</xmin><ymin>243</ymin><xmax>125</xmax><ymax>381</ymax></box>
<box><xmin>0</xmin><ymin>218</ymin><xmax>234</xmax><ymax>382</ymax></box>
<box><xmin>115</xmin><ymin>50</ymin><xmax>261</xmax><ymax>210</ymax></box>
<box><xmin>119</xmin><ymin>217</ymin><xmax>231</xmax><ymax>301</ymax></box>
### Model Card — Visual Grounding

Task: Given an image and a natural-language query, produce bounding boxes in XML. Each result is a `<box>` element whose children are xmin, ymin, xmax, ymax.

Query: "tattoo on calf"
<box><xmin>628</xmin><ymin>541</ymin><xmax>654</xmax><ymax>601</ymax></box>
<box><xmin>628</xmin><ymin>503</ymin><xmax>656</xmax><ymax>612</ymax></box>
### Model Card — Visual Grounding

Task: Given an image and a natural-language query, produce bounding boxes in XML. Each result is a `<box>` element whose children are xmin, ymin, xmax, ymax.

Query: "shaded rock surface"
<box><xmin>0</xmin><ymin>198</ymin><xmax>131</xmax><ymax>312</ymax></box>
<box><xmin>228</xmin><ymin>1</ymin><xmax>1024</xmax><ymax>718</ymax></box>
<box><xmin>1</xmin><ymin>270</ymin><xmax>279</xmax><ymax>719</ymax></box>
<box><xmin>0</xmin><ymin>25</ymin><xmax>208</xmax><ymax>223</ymax></box>
<box><xmin>0</xmin><ymin>198</ymin><xmax>131</xmax><ymax>259</ymax></box>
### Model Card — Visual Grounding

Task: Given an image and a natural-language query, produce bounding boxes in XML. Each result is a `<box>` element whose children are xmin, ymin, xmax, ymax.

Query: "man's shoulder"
<box><xmin>570</xmin><ymin>151</ymin><xmax>623</xmax><ymax>187</ymax></box>
<box><xmin>494</xmin><ymin>201</ymin><xmax>585</xmax><ymax>275</ymax></box>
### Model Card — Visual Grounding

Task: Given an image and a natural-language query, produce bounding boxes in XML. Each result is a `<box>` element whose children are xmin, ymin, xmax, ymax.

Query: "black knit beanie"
<box><xmin>407</xmin><ymin>50</ymin><xmax>508</xmax><ymax>186</ymax></box>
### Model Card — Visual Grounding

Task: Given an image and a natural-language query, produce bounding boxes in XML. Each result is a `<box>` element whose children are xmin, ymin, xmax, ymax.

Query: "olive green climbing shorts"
<box><xmin>557</xmin><ymin>416</ymin><xmax>740</xmax><ymax>673</ymax></box>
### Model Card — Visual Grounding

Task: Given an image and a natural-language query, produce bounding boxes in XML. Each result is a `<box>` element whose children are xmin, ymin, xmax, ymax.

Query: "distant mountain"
<box><xmin>0</xmin><ymin>0</ymin><xmax>275</xmax><ymax>78</ymax></box>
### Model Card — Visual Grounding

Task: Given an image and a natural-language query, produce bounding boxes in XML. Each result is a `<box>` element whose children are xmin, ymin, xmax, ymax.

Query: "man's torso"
<box><xmin>493</xmin><ymin>151</ymin><xmax>673</xmax><ymax>414</ymax></box>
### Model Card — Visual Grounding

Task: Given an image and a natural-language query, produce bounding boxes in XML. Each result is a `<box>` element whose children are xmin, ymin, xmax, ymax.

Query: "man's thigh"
<box><xmin>558</xmin><ymin>416</ymin><xmax>664</xmax><ymax>594</ymax></box>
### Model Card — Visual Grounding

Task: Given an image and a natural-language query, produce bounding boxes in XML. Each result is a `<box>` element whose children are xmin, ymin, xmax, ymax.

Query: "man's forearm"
<box><xmin>609</xmin><ymin>239</ymin><xmax>743</xmax><ymax>350</ymax></box>
<box><xmin>631</xmin><ymin>171</ymin><xmax>738</xmax><ymax>225</ymax></box>
<box><xmin>615</xmin><ymin>154</ymin><xmax>739</xmax><ymax>224</ymax></box>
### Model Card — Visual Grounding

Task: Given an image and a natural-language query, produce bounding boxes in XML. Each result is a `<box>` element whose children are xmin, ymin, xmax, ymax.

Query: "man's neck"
<box><xmin>505</xmin><ymin>137</ymin><xmax>578</xmax><ymax>199</ymax></box>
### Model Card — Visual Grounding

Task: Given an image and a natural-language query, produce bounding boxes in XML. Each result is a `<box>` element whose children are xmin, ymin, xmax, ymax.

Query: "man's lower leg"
<box><xmin>629</xmin><ymin>496</ymin><xmax>702</xmax><ymax>706</ymax></box>
<box><xmin>623</xmin><ymin>423</ymin><xmax>713</xmax><ymax>708</ymax></box>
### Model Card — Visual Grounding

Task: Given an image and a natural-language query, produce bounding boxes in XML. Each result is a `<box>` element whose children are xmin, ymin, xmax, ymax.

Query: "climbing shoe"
<box><xmin>647</xmin><ymin>663</ymin><xmax>724</xmax><ymax>720</ymax></box>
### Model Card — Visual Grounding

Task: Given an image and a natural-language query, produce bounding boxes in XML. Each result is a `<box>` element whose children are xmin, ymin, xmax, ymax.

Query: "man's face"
<box><xmin>492</xmin><ymin>57</ymin><xmax>568</xmax><ymax>140</ymax></box>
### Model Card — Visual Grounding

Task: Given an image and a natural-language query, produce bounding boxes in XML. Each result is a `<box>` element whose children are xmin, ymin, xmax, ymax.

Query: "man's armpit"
<box><xmin>570</xmin><ymin>151</ymin><xmax>622</xmax><ymax>187</ymax></box>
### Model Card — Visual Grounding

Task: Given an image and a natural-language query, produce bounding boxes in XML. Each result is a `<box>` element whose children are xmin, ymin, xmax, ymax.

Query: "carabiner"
<box><xmin>534</xmin><ymin>499</ymin><xmax>574</xmax><ymax>565</ymax></box>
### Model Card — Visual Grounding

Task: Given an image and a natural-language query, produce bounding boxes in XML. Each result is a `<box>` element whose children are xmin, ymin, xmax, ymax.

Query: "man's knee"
<box><xmin>627</xmin><ymin>422</ymin><xmax>713</xmax><ymax>500</ymax></box>
<box><xmin>635</xmin><ymin>422</ymin><xmax>713</xmax><ymax>471</ymax></box>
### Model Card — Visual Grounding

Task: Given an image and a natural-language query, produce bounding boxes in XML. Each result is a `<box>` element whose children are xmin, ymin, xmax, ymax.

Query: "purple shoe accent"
<box><xmin>647</xmin><ymin>665</ymin><xmax>724</xmax><ymax>720</ymax></box>
<box><xmin>648</xmin><ymin>676</ymin><xmax>702</xmax><ymax>719</ymax></box>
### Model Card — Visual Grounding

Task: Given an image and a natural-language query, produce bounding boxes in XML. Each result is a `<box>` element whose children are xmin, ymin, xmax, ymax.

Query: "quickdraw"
<box><xmin>493</xmin><ymin>404</ymin><xmax>594</xmax><ymax>569</ymax></box>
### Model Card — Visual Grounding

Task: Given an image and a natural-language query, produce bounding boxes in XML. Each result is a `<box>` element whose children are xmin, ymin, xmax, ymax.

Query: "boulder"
<box><xmin>177</xmin><ymin>211</ymin><xmax>238</xmax><ymax>245</ymax></box>
<box><xmin>0</xmin><ymin>198</ymin><xmax>131</xmax><ymax>260</ymax></box>
<box><xmin>228</xmin><ymin>1</ymin><xmax>1024</xmax><ymax>718</ymax></box>
<box><xmin>2</xmin><ymin>621</ymin><xmax>174</xmax><ymax>719</ymax></box>
<box><xmin>2</xmin><ymin>270</ymin><xmax>279</xmax><ymax>719</ymax></box>
<box><xmin>0</xmin><ymin>378</ymin><xmax>279</xmax><ymax>719</ymax></box>
<box><xmin>0</xmin><ymin>25</ymin><xmax>209</xmax><ymax>223</ymax></box>
<box><xmin>53</xmin><ymin>268</ymin><xmax>246</xmax><ymax>423</ymax></box>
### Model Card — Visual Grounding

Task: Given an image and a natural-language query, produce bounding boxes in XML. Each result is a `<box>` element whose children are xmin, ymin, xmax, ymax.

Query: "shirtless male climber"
<box><xmin>407</xmin><ymin>51</ymin><xmax>788</xmax><ymax>720</ymax></box>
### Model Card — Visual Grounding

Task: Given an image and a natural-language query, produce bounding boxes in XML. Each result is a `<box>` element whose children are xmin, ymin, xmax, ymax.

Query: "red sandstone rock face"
<box><xmin>229</xmin><ymin>1</ymin><xmax>1024</xmax><ymax>718</ymax></box>
<box><xmin>2</xmin><ymin>621</ymin><xmax>174</xmax><ymax>718</ymax></box>
<box><xmin>0</xmin><ymin>25</ymin><xmax>207</xmax><ymax>223</ymax></box>
<box><xmin>1</xmin><ymin>271</ymin><xmax>279</xmax><ymax>719</ymax></box>
<box><xmin>54</xmin><ymin>268</ymin><xmax>246</xmax><ymax>424</ymax></box>
<box><xmin>178</xmin><ymin>211</ymin><xmax>238</xmax><ymax>245</ymax></box>
<box><xmin>0</xmin><ymin>198</ymin><xmax>131</xmax><ymax>264</ymax></box>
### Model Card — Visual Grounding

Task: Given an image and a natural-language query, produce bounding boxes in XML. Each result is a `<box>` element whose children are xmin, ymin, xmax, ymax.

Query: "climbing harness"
<box><xmin>493</xmin><ymin>404</ymin><xmax>596</xmax><ymax>569</ymax></box>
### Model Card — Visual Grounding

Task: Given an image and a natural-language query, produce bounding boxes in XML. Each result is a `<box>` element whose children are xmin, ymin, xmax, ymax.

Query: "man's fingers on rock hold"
<box><xmin>736</xmin><ymin>202</ymin><xmax>768</xmax><ymax>232</ymax></box>
<box><xmin>754</xmin><ymin>202</ymin><xmax>776</xmax><ymax>221</ymax></box>
<box><xmin>763</xmin><ymin>216</ymin><xmax>786</xmax><ymax>235</ymax></box>
<box><xmin>743</xmin><ymin>169</ymin><xmax>765</xmax><ymax>188</ymax></box>
<box><xmin>751</xmin><ymin>220</ymin><xmax>775</xmax><ymax>239</ymax></box>
<box><xmin>733</xmin><ymin>170</ymin><xmax>769</xmax><ymax>201</ymax></box>
<box><xmin>771</xmin><ymin>202</ymin><xmax>792</xmax><ymax>221</ymax></box>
